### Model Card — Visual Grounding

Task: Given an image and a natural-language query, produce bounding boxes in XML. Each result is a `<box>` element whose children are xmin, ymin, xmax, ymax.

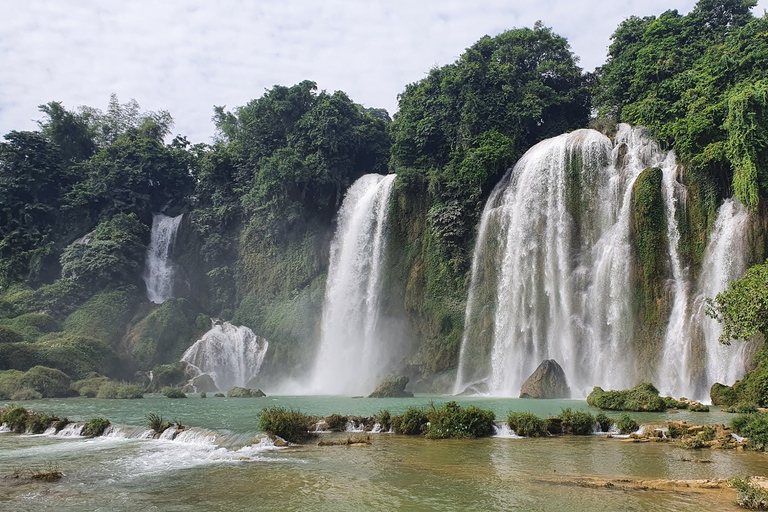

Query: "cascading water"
<box><xmin>310</xmin><ymin>173</ymin><xmax>397</xmax><ymax>395</ymax></box>
<box><xmin>454</xmin><ymin>125</ymin><xmax>691</xmax><ymax>397</ymax></box>
<box><xmin>181</xmin><ymin>322</ymin><xmax>269</xmax><ymax>392</ymax></box>
<box><xmin>685</xmin><ymin>199</ymin><xmax>752</xmax><ymax>396</ymax></box>
<box><xmin>143</xmin><ymin>213</ymin><xmax>183</xmax><ymax>304</ymax></box>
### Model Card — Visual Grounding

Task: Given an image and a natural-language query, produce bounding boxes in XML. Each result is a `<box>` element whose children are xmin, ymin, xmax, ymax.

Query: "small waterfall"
<box><xmin>181</xmin><ymin>322</ymin><xmax>269</xmax><ymax>392</ymax></box>
<box><xmin>455</xmin><ymin>125</ymin><xmax>687</xmax><ymax>397</ymax></box>
<box><xmin>310</xmin><ymin>173</ymin><xmax>397</xmax><ymax>395</ymax></box>
<box><xmin>143</xmin><ymin>213</ymin><xmax>183</xmax><ymax>304</ymax></box>
<box><xmin>688</xmin><ymin>199</ymin><xmax>751</xmax><ymax>394</ymax></box>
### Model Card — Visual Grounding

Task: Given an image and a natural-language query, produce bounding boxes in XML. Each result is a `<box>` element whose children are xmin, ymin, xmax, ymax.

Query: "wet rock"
<box><xmin>519</xmin><ymin>359</ymin><xmax>570</xmax><ymax>399</ymax></box>
<box><xmin>227</xmin><ymin>386</ymin><xmax>266</xmax><ymax>398</ymax></box>
<box><xmin>191</xmin><ymin>374</ymin><xmax>218</xmax><ymax>393</ymax></box>
<box><xmin>368</xmin><ymin>375</ymin><xmax>413</xmax><ymax>398</ymax></box>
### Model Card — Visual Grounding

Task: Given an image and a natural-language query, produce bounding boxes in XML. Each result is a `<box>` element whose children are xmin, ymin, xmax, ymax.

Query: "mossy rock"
<box><xmin>586</xmin><ymin>382</ymin><xmax>666</xmax><ymax>412</ymax></box>
<box><xmin>64</xmin><ymin>288</ymin><xmax>139</xmax><ymax>345</ymax></box>
<box><xmin>227</xmin><ymin>386</ymin><xmax>266</xmax><ymax>398</ymax></box>
<box><xmin>368</xmin><ymin>375</ymin><xmax>413</xmax><ymax>398</ymax></box>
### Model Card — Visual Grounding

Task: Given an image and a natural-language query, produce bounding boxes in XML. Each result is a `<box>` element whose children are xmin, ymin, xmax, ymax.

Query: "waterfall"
<box><xmin>310</xmin><ymin>173</ymin><xmax>397</xmax><ymax>395</ymax></box>
<box><xmin>143</xmin><ymin>213</ymin><xmax>183</xmax><ymax>304</ymax></box>
<box><xmin>181</xmin><ymin>322</ymin><xmax>269</xmax><ymax>392</ymax></box>
<box><xmin>686</xmin><ymin>199</ymin><xmax>752</xmax><ymax>395</ymax></box>
<box><xmin>455</xmin><ymin>125</ymin><xmax>689</xmax><ymax>397</ymax></box>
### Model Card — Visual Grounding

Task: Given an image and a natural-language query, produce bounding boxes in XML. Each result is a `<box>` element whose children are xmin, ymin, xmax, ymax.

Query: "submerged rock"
<box><xmin>368</xmin><ymin>375</ymin><xmax>413</xmax><ymax>398</ymax></box>
<box><xmin>519</xmin><ymin>360</ymin><xmax>570</xmax><ymax>399</ymax></box>
<box><xmin>191</xmin><ymin>374</ymin><xmax>218</xmax><ymax>393</ymax></box>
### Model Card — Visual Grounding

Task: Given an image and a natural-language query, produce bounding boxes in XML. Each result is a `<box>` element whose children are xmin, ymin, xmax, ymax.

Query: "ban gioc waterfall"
<box><xmin>143</xmin><ymin>213</ymin><xmax>183</xmax><ymax>304</ymax></box>
<box><xmin>453</xmin><ymin>124</ymin><xmax>752</xmax><ymax>402</ymax></box>
<box><xmin>310</xmin><ymin>173</ymin><xmax>397</xmax><ymax>395</ymax></box>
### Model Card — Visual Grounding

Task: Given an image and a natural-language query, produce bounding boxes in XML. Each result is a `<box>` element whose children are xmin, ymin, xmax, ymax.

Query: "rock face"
<box><xmin>519</xmin><ymin>360</ymin><xmax>570</xmax><ymax>399</ymax></box>
<box><xmin>368</xmin><ymin>375</ymin><xmax>414</xmax><ymax>398</ymax></box>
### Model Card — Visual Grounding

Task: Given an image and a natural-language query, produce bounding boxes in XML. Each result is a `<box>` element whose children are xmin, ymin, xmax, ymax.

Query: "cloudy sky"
<box><xmin>2</xmin><ymin>0</ymin><xmax>767</xmax><ymax>143</ymax></box>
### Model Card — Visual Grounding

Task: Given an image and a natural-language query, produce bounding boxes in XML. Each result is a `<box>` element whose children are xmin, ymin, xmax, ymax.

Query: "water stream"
<box><xmin>143</xmin><ymin>213</ymin><xmax>183</xmax><ymax>304</ymax></box>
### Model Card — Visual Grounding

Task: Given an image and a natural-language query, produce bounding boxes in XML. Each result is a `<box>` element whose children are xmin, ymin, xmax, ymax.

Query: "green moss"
<box><xmin>0</xmin><ymin>342</ymin><xmax>44</xmax><ymax>372</ymax></box>
<box><xmin>715</xmin><ymin>351</ymin><xmax>768</xmax><ymax>407</ymax></box>
<box><xmin>227</xmin><ymin>387</ymin><xmax>266</xmax><ymax>398</ymax></box>
<box><xmin>0</xmin><ymin>313</ymin><xmax>59</xmax><ymax>342</ymax></box>
<box><xmin>0</xmin><ymin>326</ymin><xmax>23</xmax><ymax>344</ymax></box>
<box><xmin>36</xmin><ymin>333</ymin><xmax>117</xmax><ymax>380</ymax></box>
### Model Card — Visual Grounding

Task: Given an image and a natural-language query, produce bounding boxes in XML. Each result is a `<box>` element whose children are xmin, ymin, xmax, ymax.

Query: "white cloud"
<box><xmin>1</xmin><ymin>0</ymin><xmax>767</xmax><ymax>143</ymax></box>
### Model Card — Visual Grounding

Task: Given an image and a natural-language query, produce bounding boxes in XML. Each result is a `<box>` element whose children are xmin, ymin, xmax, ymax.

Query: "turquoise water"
<box><xmin>1</xmin><ymin>395</ymin><xmax>765</xmax><ymax>511</ymax></box>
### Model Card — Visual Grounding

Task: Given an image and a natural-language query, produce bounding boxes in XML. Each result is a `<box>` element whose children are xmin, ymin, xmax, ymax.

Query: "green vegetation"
<box><xmin>424</xmin><ymin>402</ymin><xmax>495</xmax><ymax>439</ymax></box>
<box><xmin>729</xmin><ymin>477</ymin><xmax>768</xmax><ymax>510</ymax></box>
<box><xmin>616</xmin><ymin>413</ymin><xmax>639</xmax><ymax>434</ymax></box>
<box><xmin>95</xmin><ymin>381</ymin><xmax>144</xmax><ymax>399</ymax></box>
<box><xmin>325</xmin><ymin>414</ymin><xmax>348</xmax><ymax>432</ymax></box>
<box><xmin>392</xmin><ymin>407</ymin><xmax>428</xmax><ymax>435</ymax></box>
<box><xmin>368</xmin><ymin>375</ymin><xmax>413</xmax><ymax>398</ymax></box>
<box><xmin>732</xmin><ymin>412</ymin><xmax>768</xmax><ymax>451</ymax></box>
<box><xmin>0</xmin><ymin>406</ymin><xmax>65</xmax><ymax>434</ymax></box>
<box><xmin>557</xmin><ymin>408</ymin><xmax>595</xmax><ymax>435</ymax></box>
<box><xmin>587</xmin><ymin>383</ymin><xmax>667</xmax><ymax>412</ymax></box>
<box><xmin>506</xmin><ymin>412</ymin><xmax>549</xmax><ymax>437</ymax></box>
<box><xmin>710</xmin><ymin>351</ymin><xmax>768</xmax><ymax>407</ymax></box>
<box><xmin>82</xmin><ymin>417</ymin><xmax>110</xmax><ymax>437</ymax></box>
<box><xmin>257</xmin><ymin>407</ymin><xmax>316</xmax><ymax>444</ymax></box>
<box><xmin>162</xmin><ymin>387</ymin><xmax>186</xmax><ymax>399</ymax></box>
<box><xmin>227</xmin><ymin>387</ymin><xmax>266</xmax><ymax>398</ymax></box>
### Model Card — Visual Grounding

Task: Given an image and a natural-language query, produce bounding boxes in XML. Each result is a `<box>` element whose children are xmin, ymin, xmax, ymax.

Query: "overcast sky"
<box><xmin>2</xmin><ymin>0</ymin><xmax>767</xmax><ymax>143</ymax></box>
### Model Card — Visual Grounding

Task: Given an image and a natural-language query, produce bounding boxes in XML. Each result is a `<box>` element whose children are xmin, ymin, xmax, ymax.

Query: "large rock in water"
<box><xmin>368</xmin><ymin>375</ymin><xmax>414</xmax><ymax>398</ymax></box>
<box><xmin>519</xmin><ymin>360</ymin><xmax>570</xmax><ymax>399</ymax></box>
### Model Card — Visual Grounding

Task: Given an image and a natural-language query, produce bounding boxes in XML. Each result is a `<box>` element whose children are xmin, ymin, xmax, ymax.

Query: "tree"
<box><xmin>707</xmin><ymin>260</ymin><xmax>768</xmax><ymax>344</ymax></box>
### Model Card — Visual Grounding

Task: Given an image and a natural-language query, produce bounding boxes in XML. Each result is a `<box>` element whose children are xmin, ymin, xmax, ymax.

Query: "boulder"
<box><xmin>368</xmin><ymin>375</ymin><xmax>413</xmax><ymax>398</ymax></box>
<box><xmin>191</xmin><ymin>374</ymin><xmax>218</xmax><ymax>393</ymax></box>
<box><xmin>227</xmin><ymin>386</ymin><xmax>266</xmax><ymax>398</ymax></box>
<box><xmin>519</xmin><ymin>359</ymin><xmax>570</xmax><ymax>399</ymax></box>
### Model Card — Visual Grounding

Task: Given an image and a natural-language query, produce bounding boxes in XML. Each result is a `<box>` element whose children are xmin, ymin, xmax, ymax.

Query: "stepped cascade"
<box><xmin>181</xmin><ymin>322</ymin><xmax>269</xmax><ymax>392</ymax></box>
<box><xmin>143</xmin><ymin>213</ymin><xmax>183</xmax><ymax>304</ymax></box>
<box><xmin>310</xmin><ymin>173</ymin><xmax>397</xmax><ymax>395</ymax></box>
<box><xmin>454</xmin><ymin>125</ymin><xmax>748</xmax><ymax>400</ymax></box>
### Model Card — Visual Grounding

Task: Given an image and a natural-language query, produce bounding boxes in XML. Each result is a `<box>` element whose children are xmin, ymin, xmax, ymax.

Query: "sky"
<box><xmin>2</xmin><ymin>0</ymin><xmax>767</xmax><ymax>144</ymax></box>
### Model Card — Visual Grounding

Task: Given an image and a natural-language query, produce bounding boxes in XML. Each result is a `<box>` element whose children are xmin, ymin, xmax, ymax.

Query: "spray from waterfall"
<box><xmin>310</xmin><ymin>173</ymin><xmax>396</xmax><ymax>395</ymax></box>
<box><xmin>455</xmin><ymin>125</ymin><xmax>695</xmax><ymax>398</ymax></box>
<box><xmin>143</xmin><ymin>213</ymin><xmax>183</xmax><ymax>304</ymax></box>
<box><xmin>181</xmin><ymin>322</ymin><xmax>269</xmax><ymax>392</ymax></box>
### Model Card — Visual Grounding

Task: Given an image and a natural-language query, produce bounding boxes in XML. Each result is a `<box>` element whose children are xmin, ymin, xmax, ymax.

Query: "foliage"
<box><xmin>149</xmin><ymin>363</ymin><xmax>186</xmax><ymax>391</ymax></box>
<box><xmin>376</xmin><ymin>410</ymin><xmax>392</xmax><ymax>432</ymax></box>
<box><xmin>1</xmin><ymin>313</ymin><xmax>59</xmax><ymax>342</ymax></box>
<box><xmin>60</xmin><ymin>215</ymin><xmax>148</xmax><ymax>291</ymax></box>
<box><xmin>424</xmin><ymin>401</ymin><xmax>495</xmax><ymax>439</ymax></box>
<box><xmin>616</xmin><ymin>413</ymin><xmax>639</xmax><ymax>434</ymax></box>
<box><xmin>587</xmin><ymin>383</ymin><xmax>667</xmax><ymax>411</ymax></box>
<box><xmin>712</xmin><ymin>351</ymin><xmax>768</xmax><ymax>407</ymax></box>
<box><xmin>392</xmin><ymin>407</ymin><xmax>429</xmax><ymax>435</ymax></box>
<box><xmin>506</xmin><ymin>411</ymin><xmax>549</xmax><ymax>437</ymax></box>
<box><xmin>162</xmin><ymin>387</ymin><xmax>187</xmax><ymax>399</ymax></box>
<box><xmin>707</xmin><ymin>261</ymin><xmax>768</xmax><ymax>345</ymax></box>
<box><xmin>146</xmin><ymin>412</ymin><xmax>167</xmax><ymax>433</ymax></box>
<box><xmin>82</xmin><ymin>417</ymin><xmax>110</xmax><ymax>437</ymax></box>
<box><xmin>0</xmin><ymin>326</ymin><xmax>23</xmax><ymax>344</ymax></box>
<box><xmin>17</xmin><ymin>365</ymin><xmax>72</xmax><ymax>397</ymax></box>
<box><xmin>0</xmin><ymin>406</ymin><xmax>30</xmax><ymax>432</ymax></box>
<box><xmin>325</xmin><ymin>414</ymin><xmax>348</xmax><ymax>432</ymax></box>
<box><xmin>729</xmin><ymin>477</ymin><xmax>768</xmax><ymax>510</ymax></box>
<box><xmin>732</xmin><ymin>412</ymin><xmax>768</xmax><ymax>451</ymax></box>
<box><xmin>595</xmin><ymin>412</ymin><xmax>615</xmax><ymax>432</ymax></box>
<box><xmin>71</xmin><ymin>375</ymin><xmax>110</xmax><ymax>397</ymax></box>
<box><xmin>257</xmin><ymin>406</ymin><xmax>316</xmax><ymax>443</ymax></box>
<box><xmin>95</xmin><ymin>381</ymin><xmax>144</xmax><ymax>399</ymax></box>
<box><xmin>227</xmin><ymin>387</ymin><xmax>266</xmax><ymax>398</ymax></box>
<box><xmin>557</xmin><ymin>408</ymin><xmax>595</xmax><ymax>435</ymax></box>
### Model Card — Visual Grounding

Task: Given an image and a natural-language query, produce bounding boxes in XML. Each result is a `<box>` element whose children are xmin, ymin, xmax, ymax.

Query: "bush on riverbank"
<box><xmin>0</xmin><ymin>405</ymin><xmax>67</xmax><ymax>434</ymax></box>
<box><xmin>162</xmin><ymin>387</ymin><xmax>186</xmax><ymax>398</ymax></box>
<box><xmin>257</xmin><ymin>407</ymin><xmax>316</xmax><ymax>443</ymax></box>
<box><xmin>507</xmin><ymin>411</ymin><xmax>548</xmax><ymax>437</ymax></box>
<box><xmin>617</xmin><ymin>413</ymin><xmax>639</xmax><ymax>434</ymax></box>
<box><xmin>557</xmin><ymin>408</ymin><xmax>595</xmax><ymax>435</ymax></box>
<box><xmin>82</xmin><ymin>417</ymin><xmax>110</xmax><ymax>437</ymax></box>
<box><xmin>390</xmin><ymin>402</ymin><xmax>495</xmax><ymax>439</ymax></box>
<box><xmin>732</xmin><ymin>412</ymin><xmax>768</xmax><ymax>452</ymax></box>
<box><xmin>95</xmin><ymin>381</ymin><xmax>144</xmax><ymax>399</ymax></box>
<box><xmin>729</xmin><ymin>477</ymin><xmax>768</xmax><ymax>510</ymax></box>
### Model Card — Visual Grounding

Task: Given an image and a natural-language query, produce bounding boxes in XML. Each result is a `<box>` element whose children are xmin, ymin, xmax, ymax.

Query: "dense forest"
<box><xmin>2</xmin><ymin>0</ymin><xmax>768</xmax><ymax>398</ymax></box>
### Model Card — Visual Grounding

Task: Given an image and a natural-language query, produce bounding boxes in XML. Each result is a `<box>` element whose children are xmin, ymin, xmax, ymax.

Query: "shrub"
<box><xmin>729</xmin><ymin>477</ymin><xmax>768</xmax><ymax>510</ymax></box>
<box><xmin>150</xmin><ymin>364</ymin><xmax>186</xmax><ymax>391</ymax></box>
<box><xmin>10</xmin><ymin>388</ymin><xmax>42</xmax><ymax>400</ymax></box>
<box><xmin>71</xmin><ymin>376</ymin><xmax>110</xmax><ymax>397</ymax></box>
<box><xmin>393</xmin><ymin>407</ymin><xmax>428</xmax><ymax>435</ymax></box>
<box><xmin>162</xmin><ymin>387</ymin><xmax>187</xmax><ymax>399</ymax></box>
<box><xmin>1</xmin><ymin>313</ymin><xmax>59</xmax><ymax>341</ymax></box>
<box><xmin>506</xmin><ymin>412</ymin><xmax>548</xmax><ymax>437</ymax></box>
<box><xmin>587</xmin><ymin>383</ymin><xmax>666</xmax><ymax>411</ymax></box>
<box><xmin>146</xmin><ymin>412</ymin><xmax>168</xmax><ymax>433</ymax></box>
<box><xmin>710</xmin><ymin>382</ymin><xmax>739</xmax><ymax>406</ymax></box>
<box><xmin>424</xmin><ymin>402</ymin><xmax>495</xmax><ymax>439</ymax></box>
<box><xmin>96</xmin><ymin>381</ymin><xmax>144</xmax><ymax>399</ymax></box>
<box><xmin>18</xmin><ymin>366</ymin><xmax>72</xmax><ymax>398</ymax></box>
<box><xmin>82</xmin><ymin>417</ymin><xmax>110</xmax><ymax>437</ymax></box>
<box><xmin>662</xmin><ymin>396</ymin><xmax>688</xmax><ymax>409</ymax></box>
<box><xmin>27</xmin><ymin>413</ymin><xmax>58</xmax><ymax>434</ymax></box>
<box><xmin>732</xmin><ymin>412</ymin><xmax>768</xmax><ymax>451</ymax></box>
<box><xmin>687</xmin><ymin>402</ymin><xmax>710</xmax><ymax>412</ymax></box>
<box><xmin>595</xmin><ymin>412</ymin><xmax>614</xmax><ymax>432</ymax></box>
<box><xmin>37</xmin><ymin>333</ymin><xmax>117</xmax><ymax>380</ymax></box>
<box><xmin>0</xmin><ymin>406</ymin><xmax>29</xmax><ymax>432</ymax></box>
<box><xmin>616</xmin><ymin>413</ymin><xmax>639</xmax><ymax>434</ymax></box>
<box><xmin>726</xmin><ymin>404</ymin><xmax>758</xmax><ymax>414</ymax></box>
<box><xmin>258</xmin><ymin>407</ymin><xmax>315</xmax><ymax>444</ymax></box>
<box><xmin>0</xmin><ymin>326</ymin><xmax>23</xmax><ymax>344</ymax></box>
<box><xmin>376</xmin><ymin>410</ymin><xmax>392</xmax><ymax>432</ymax></box>
<box><xmin>325</xmin><ymin>414</ymin><xmax>348</xmax><ymax>432</ymax></box>
<box><xmin>680</xmin><ymin>438</ymin><xmax>705</xmax><ymax>449</ymax></box>
<box><xmin>667</xmin><ymin>423</ymin><xmax>688</xmax><ymax>439</ymax></box>
<box><xmin>558</xmin><ymin>408</ymin><xmax>595</xmax><ymax>435</ymax></box>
